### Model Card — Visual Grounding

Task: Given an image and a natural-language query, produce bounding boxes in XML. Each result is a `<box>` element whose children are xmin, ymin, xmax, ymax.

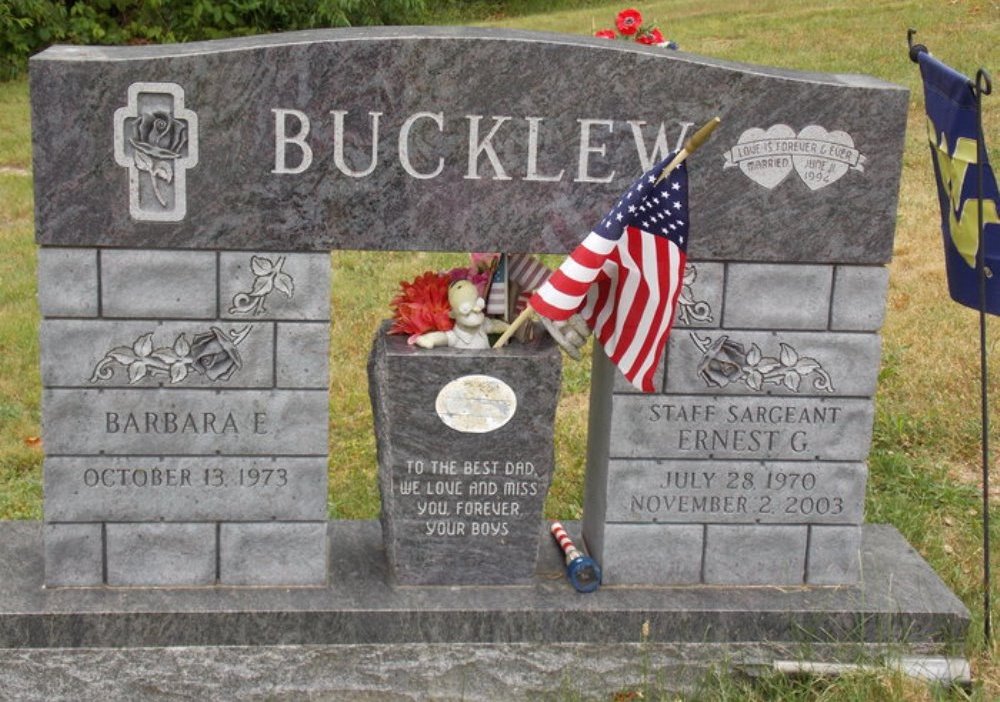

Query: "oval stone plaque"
<box><xmin>435</xmin><ymin>374</ymin><xmax>517</xmax><ymax>433</ymax></box>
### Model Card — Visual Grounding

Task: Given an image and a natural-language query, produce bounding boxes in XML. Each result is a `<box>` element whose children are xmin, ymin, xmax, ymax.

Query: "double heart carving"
<box><xmin>723</xmin><ymin>124</ymin><xmax>866</xmax><ymax>191</ymax></box>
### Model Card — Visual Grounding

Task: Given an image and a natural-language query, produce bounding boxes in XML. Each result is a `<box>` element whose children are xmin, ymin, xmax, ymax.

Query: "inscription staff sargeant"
<box><xmin>271</xmin><ymin>109</ymin><xmax>694</xmax><ymax>182</ymax></box>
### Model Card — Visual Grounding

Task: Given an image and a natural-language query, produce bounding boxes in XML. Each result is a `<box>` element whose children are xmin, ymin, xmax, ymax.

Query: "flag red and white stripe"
<box><xmin>550</xmin><ymin>521</ymin><xmax>583</xmax><ymax>565</ymax></box>
<box><xmin>509</xmin><ymin>253</ymin><xmax>552</xmax><ymax>313</ymax></box>
<box><xmin>529</xmin><ymin>154</ymin><xmax>689</xmax><ymax>392</ymax></box>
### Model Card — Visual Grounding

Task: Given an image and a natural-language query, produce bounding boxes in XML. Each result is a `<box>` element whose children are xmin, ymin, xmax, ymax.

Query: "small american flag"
<box><xmin>529</xmin><ymin>154</ymin><xmax>689</xmax><ymax>392</ymax></box>
<box><xmin>509</xmin><ymin>253</ymin><xmax>552</xmax><ymax>314</ymax></box>
<box><xmin>485</xmin><ymin>254</ymin><xmax>509</xmax><ymax>317</ymax></box>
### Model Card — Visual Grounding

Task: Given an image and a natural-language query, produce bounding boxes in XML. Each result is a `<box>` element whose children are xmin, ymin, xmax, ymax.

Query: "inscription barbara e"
<box><xmin>104</xmin><ymin>410</ymin><xmax>268</xmax><ymax>435</ymax></box>
<box><xmin>394</xmin><ymin>458</ymin><xmax>540</xmax><ymax>538</ymax></box>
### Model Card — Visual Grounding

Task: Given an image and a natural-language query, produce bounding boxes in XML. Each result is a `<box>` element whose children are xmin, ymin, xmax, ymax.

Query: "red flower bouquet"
<box><xmin>389</xmin><ymin>271</ymin><xmax>454</xmax><ymax>336</ymax></box>
<box><xmin>594</xmin><ymin>7</ymin><xmax>677</xmax><ymax>49</ymax></box>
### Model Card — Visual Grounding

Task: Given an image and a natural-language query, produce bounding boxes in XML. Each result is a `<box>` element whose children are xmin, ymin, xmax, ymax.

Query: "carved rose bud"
<box><xmin>189</xmin><ymin>327</ymin><xmax>243</xmax><ymax>381</ymax></box>
<box><xmin>697</xmin><ymin>335</ymin><xmax>746</xmax><ymax>388</ymax></box>
<box><xmin>131</xmin><ymin>111</ymin><xmax>187</xmax><ymax>159</ymax></box>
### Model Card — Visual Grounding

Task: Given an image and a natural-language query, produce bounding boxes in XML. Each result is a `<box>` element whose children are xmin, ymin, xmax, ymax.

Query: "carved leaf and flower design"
<box><xmin>229</xmin><ymin>256</ymin><xmax>295</xmax><ymax>316</ymax></box>
<box><xmin>675</xmin><ymin>263</ymin><xmax>713</xmax><ymax>326</ymax></box>
<box><xmin>90</xmin><ymin>326</ymin><xmax>251</xmax><ymax>385</ymax></box>
<box><xmin>89</xmin><ymin>255</ymin><xmax>297</xmax><ymax>385</ymax></box>
<box><xmin>691</xmin><ymin>333</ymin><xmax>834</xmax><ymax>393</ymax></box>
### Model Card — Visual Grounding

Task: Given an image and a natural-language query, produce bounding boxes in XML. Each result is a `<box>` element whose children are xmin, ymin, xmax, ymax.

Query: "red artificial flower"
<box><xmin>389</xmin><ymin>271</ymin><xmax>454</xmax><ymax>336</ymax></box>
<box><xmin>636</xmin><ymin>27</ymin><xmax>665</xmax><ymax>45</ymax></box>
<box><xmin>615</xmin><ymin>8</ymin><xmax>642</xmax><ymax>36</ymax></box>
<box><xmin>594</xmin><ymin>29</ymin><xmax>617</xmax><ymax>40</ymax></box>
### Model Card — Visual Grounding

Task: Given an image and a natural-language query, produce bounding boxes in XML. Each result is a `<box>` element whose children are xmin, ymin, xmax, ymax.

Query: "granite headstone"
<box><xmin>368</xmin><ymin>323</ymin><xmax>561</xmax><ymax>585</ymax></box>
<box><xmin>21</xmin><ymin>24</ymin><xmax>972</xmax><ymax>695</ymax></box>
<box><xmin>31</xmin><ymin>27</ymin><xmax>906</xmax><ymax>589</ymax></box>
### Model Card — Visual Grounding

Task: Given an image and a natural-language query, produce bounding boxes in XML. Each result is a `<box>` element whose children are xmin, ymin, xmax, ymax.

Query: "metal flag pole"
<box><xmin>909</xmin><ymin>28</ymin><xmax>995</xmax><ymax>646</ymax></box>
<box><xmin>974</xmin><ymin>65</ymin><xmax>994</xmax><ymax>646</ymax></box>
<box><xmin>492</xmin><ymin>116</ymin><xmax>721</xmax><ymax>350</ymax></box>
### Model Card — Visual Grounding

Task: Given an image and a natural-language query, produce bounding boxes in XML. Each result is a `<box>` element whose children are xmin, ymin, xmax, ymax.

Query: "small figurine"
<box><xmin>414</xmin><ymin>280</ymin><xmax>509</xmax><ymax>350</ymax></box>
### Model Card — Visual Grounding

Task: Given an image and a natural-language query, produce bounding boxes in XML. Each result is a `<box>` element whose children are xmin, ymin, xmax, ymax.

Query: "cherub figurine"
<box><xmin>414</xmin><ymin>280</ymin><xmax>509</xmax><ymax>349</ymax></box>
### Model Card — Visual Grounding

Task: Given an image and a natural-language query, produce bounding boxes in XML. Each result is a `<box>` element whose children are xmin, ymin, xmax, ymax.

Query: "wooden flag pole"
<box><xmin>494</xmin><ymin>116</ymin><xmax>721</xmax><ymax>350</ymax></box>
<box><xmin>492</xmin><ymin>304</ymin><xmax>534</xmax><ymax>349</ymax></box>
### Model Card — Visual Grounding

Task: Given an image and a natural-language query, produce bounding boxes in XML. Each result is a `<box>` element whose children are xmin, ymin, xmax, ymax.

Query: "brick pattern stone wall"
<box><xmin>40</xmin><ymin>248</ymin><xmax>330</xmax><ymax>586</ymax></box>
<box><xmin>583</xmin><ymin>261</ymin><xmax>889</xmax><ymax>586</ymax></box>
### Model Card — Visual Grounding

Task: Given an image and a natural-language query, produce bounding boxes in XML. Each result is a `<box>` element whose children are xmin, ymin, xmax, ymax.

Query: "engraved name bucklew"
<box><xmin>272</xmin><ymin>110</ymin><xmax>694</xmax><ymax>183</ymax></box>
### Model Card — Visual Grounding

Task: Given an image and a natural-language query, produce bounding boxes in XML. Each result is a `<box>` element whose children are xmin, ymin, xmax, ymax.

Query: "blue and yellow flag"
<box><xmin>918</xmin><ymin>53</ymin><xmax>1000</xmax><ymax>314</ymax></box>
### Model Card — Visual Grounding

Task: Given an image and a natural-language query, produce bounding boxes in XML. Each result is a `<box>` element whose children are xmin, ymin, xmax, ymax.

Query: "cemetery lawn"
<box><xmin>0</xmin><ymin>0</ymin><xmax>998</xmax><ymax>698</ymax></box>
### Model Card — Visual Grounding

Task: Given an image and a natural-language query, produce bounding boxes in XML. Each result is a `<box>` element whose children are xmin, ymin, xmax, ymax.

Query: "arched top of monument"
<box><xmin>35</xmin><ymin>26</ymin><xmax>898</xmax><ymax>89</ymax></box>
<box><xmin>31</xmin><ymin>27</ymin><xmax>908</xmax><ymax>262</ymax></box>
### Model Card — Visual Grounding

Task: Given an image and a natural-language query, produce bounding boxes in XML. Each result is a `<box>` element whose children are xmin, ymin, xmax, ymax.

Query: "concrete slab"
<box><xmin>0</xmin><ymin>520</ymin><xmax>970</xmax><ymax>700</ymax></box>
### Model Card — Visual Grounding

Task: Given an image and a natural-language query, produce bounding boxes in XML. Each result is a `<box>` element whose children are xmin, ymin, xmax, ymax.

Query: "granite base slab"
<box><xmin>0</xmin><ymin>521</ymin><xmax>969</xmax><ymax>699</ymax></box>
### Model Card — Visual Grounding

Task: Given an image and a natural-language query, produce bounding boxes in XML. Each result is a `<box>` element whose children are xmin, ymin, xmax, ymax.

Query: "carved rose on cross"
<box><xmin>129</xmin><ymin>110</ymin><xmax>188</xmax><ymax>207</ymax></box>
<box><xmin>132</xmin><ymin>111</ymin><xmax>187</xmax><ymax>157</ymax></box>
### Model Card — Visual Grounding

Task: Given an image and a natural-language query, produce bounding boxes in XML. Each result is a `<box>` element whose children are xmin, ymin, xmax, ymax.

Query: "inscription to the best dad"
<box><xmin>392</xmin><ymin>457</ymin><xmax>541</xmax><ymax>538</ymax></box>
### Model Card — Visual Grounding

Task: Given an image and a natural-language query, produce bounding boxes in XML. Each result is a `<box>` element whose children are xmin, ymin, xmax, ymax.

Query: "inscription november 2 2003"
<box><xmin>394</xmin><ymin>458</ymin><xmax>539</xmax><ymax>538</ymax></box>
<box><xmin>607</xmin><ymin>461</ymin><xmax>866</xmax><ymax>524</ymax></box>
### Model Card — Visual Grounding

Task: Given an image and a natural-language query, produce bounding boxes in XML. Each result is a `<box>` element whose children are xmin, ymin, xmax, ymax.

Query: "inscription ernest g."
<box><xmin>612</xmin><ymin>396</ymin><xmax>875</xmax><ymax>461</ymax></box>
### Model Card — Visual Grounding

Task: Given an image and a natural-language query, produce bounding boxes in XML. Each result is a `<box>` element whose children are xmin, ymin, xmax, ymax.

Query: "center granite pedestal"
<box><xmin>0</xmin><ymin>520</ymin><xmax>969</xmax><ymax>701</ymax></box>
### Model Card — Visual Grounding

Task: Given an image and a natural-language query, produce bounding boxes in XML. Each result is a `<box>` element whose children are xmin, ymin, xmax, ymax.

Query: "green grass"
<box><xmin>0</xmin><ymin>79</ymin><xmax>30</xmax><ymax>170</ymax></box>
<box><xmin>2</xmin><ymin>0</ymin><xmax>1000</xmax><ymax>698</ymax></box>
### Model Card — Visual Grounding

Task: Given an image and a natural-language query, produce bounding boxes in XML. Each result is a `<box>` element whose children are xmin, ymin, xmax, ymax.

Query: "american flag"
<box><xmin>509</xmin><ymin>253</ymin><xmax>552</xmax><ymax>314</ymax></box>
<box><xmin>529</xmin><ymin>154</ymin><xmax>689</xmax><ymax>392</ymax></box>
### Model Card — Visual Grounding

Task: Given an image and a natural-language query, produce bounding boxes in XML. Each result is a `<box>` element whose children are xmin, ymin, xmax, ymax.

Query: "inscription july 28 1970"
<box><xmin>609</xmin><ymin>462</ymin><xmax>866</xmax><ymax>524</ymax></box>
